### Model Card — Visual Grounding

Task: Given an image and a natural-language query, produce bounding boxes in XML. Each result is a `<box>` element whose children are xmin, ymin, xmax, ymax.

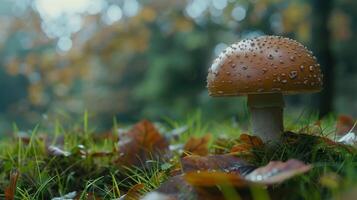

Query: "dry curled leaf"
<box><xmin>181</xmin><ymin>155</ymin><xmax>256</xmax><ymax>176</ymax></box>
<box><xmin>142</xmin><ymin>175</ymin><xmax>226</xmax><ymax>200</ymax></box>
<box><xmin>115</xmin><ymin>120</ymin><xmax>169</xmax><ymax>167</ymax></box>
<box><xmin>245</xmin><ymin>159</ymin><xmax>312</xmax><ymax>184</ymax></box>
<box><xmin>147</xmin><ymin>158</ymin><xmax>310</xmax><ymax>200</ymax></box>
<box><xmin>182</xmin><ymin>134</ymin><xmax>211</xmax><ymax>157</ymax></box>
<box><xmin>336</xmin><ymin>115</ymin><xmax>356</xmax><ymax>135</ymax></box>
<box><xmin>118</xmin><ymin>183</ymin><xmax>145</xmax><ymax>200</ymax></box>
<box><xmin>239</xmin><ymin>134</ymin><xmax>264</xmax><ymax>147</ymax></box>
<box><xmin>5</xmin><ymin>169</ymin><xmax>19</xmax><ymax>200</ymax></box>
<box><xmin>185</xmin><ymin>159</ymin><xmax>311</xmax><ymax>187</ymax></box>
<box><xmin>212</xmin><ymin>137</ymin><xmax>234</xmax><ymax>154</ymax></box>
<box><xmin>230</xmin><ymin>134</ymin><xmax>263</xmax><ymax>162</ymax></box>
<box><xmin>231</xmin><ymin>134</ymin><xmax>263</xmax><ymax>154</ymax></box>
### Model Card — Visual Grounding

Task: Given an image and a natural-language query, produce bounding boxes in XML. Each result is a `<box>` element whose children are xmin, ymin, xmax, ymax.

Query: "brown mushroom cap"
<box><xmin>207</xmin><ymin>36</ymin><xmax>323</xmax><ymax>96</ymax></box>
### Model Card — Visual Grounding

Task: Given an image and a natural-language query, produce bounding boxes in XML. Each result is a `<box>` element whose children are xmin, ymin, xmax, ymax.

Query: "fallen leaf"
<box><xmin>239</xmin><ymin>134</ymin><xmax>264</xmax><ymax>147</ymax></box>
<box><xmin>5</xmin><ymin>169</ymin><xmax>19</xmax><ymax>200</ymax></box>
<box><xmin>142</xmin><ymin>175</ymin><xmax>225</xmax><ymax>200</ymax></box>
<box><xmin>115</xmin><ymin>120</ymin><xmax>169</xmax><ymax>167</ymax></box>
<box><xmin>245</xmin><ymin>159</ymin><xmax>312</xmax><ymax>184</ymax></box>
<box><xmin>181</xmin><ymin>155</ymin><xmax>256</xmax><ymax>176</ymax></box>
<box><xmin>182</xmin><ymin>134</ymin><xmax>211</xmax><ymax>157</ymax></box>
<box><xmin>185</xmin><ymin>171</ymin><xmax>249</xmax><ymax>187</ymax></box>
<box><xmin>118</xmin><ymin>183</ymin><xmax>145</xmax><ymax>200</ymax></box>
<box><xmin>230</xmin><ymin>134</ymin><xmax>263</xmax><ymax>154</ymax></box>
<box><xmin>184</xmin><ymin>158</ymin><xmax>311</xmax><ymax>186</ymax></box>
<box><xmin>212</xmin><ymin>137</ymin><xmax>234</xmax><ymax>154</ymax></box>
<box><xmin>148</xmin><ymin>159</ymin><xmax>309</xmax><ymax>200</ymax></box>
<box><xmin>336</xmin><ymin>115</ymin><xmax>356</xmax><ymax>135</ymax></box>
<box><xmin>155</xmin><ymin>175</ymin><xmax>194</xmax><ymax>198</ymax></box>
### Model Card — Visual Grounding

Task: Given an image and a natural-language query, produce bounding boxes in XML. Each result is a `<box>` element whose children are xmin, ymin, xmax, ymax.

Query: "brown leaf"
<box><xmin>143</xmin><ymin>175</ymin><xmax>226</xmax><ymax>200</ymax></box>
<box><xmin>185</xmin><ymin>159</ymin><xmax>311</xmax><ymax>187</ymax></box>
<box><xmin>182</xmin><ymin>134</ymin><xmax>211</xmax><ymax>157</ymax></box>
<box><xmin>230</xmin><ymin>143</ymin><xmax>254</xmax><ymax>154</ymax></box>
<box><xmin>184</xmin><ymin>171</ymin><xmax>249</xmax><ymax>187</ymax></box>
<box><xmin>231</xmin><ymin>134</ymin><xmax>264</xmax><ymax>153</ymax></box>
<box><xmin>181</xmin><ymin>155</ymin><xmax>256</xmax><ymax>176</ymax></box>
<box><xmin>155</xmin><ymin>175</ymin><xmax>194</xmax><ymax>199</ymax></box>
<box><xmin>336</xmin><ymin>115</ymin><xmax>356</xmax><ymax>135</ymax></box>
<box><xmin>212</xmin><ymin>137</ymin><xmax>234</xmax><ymax>154</ymax></box>
<box><xmin>245</xmin><ymin>159</ymin><xmax>312</xmax><ymax>184</ymax></box>
<box><xmin>5</xmin><ymin>169</ymin><xmax>19</xmax><ymax>200</ymax></box>
<box><xmin>119</xmin><ymin>183</ymin><xmax>145</xmax><ymax>200</ymax></box>
<box><xmin>115</xmin><ymin>120</ymin><xmax>169</xmax><ymax>167</ymax></box>
<box><xmin>240</xmin><ymin>134</ymin><xmax>264</xmax><ymax>146</ymax></box>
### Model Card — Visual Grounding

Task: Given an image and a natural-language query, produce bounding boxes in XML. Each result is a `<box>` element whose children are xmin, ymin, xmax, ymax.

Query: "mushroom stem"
<box><xmin>247</xmin><ymin>93</ymin><xmax>284</xmax><ymax>142</ymax></box>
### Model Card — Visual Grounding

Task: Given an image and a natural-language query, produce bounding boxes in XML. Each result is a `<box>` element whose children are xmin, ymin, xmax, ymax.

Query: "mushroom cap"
<box><xmin>207</xmin><ymin>36</ymin><xmax>323</xmax><ymax>96</ymax></box>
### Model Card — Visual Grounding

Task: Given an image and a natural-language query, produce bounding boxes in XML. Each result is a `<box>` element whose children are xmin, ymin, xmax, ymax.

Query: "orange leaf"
<box><xmin>230</xmin><ymin>134</ymin><xmax>263</xmax><ymax>154</ymax></box>
<box><xmin>181</xmin><ymin>155</ymin><xmax>255</xmax><ymax>176</ymax></box>
<box><xmin>184</xmin><ymin>171</ymin><xmax>249</xmax><ymax>187</ymax></box>
<box><xmin>115</xmin><ymin>120</ymin><xmax>169</xmax><ymax>167</ymax></box>
<box><xmin>212</xmin><ymin>137</ymin><xmax>233</xmax><ymax>154</ymax></box>
<box><xmin>5</xmin><ymin>169</ymin><xmax>19</xmax><ymax>200</ymax></box>
<box><xmin>239</xmin><ymin>134</ymin><xmax>264</xmax><ymax>147</ymax></box>
<box><xmin>336</xmin><ymin>115</ymin><xmax>356</xmax><ymax>135</ymax></box>
<box><xmin>230</xmin><ymin>143</ymin><xmax>254</xmax><ymax>154</ymax></box>
<box><xmin>182</xmin><ymin>134</ymin><xmax>211</xmax><ymax>157</ymax></box>
<box><xmin>121</xmin><ymin>183</ymin><xmax>145</xmax><ymax>200</ymax></box>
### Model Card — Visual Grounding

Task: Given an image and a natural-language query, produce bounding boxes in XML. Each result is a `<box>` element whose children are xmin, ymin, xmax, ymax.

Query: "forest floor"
<box><xmin>0</xmin><ymin>113</ymin><xmax>356</xmax><ymax>200</ymax></box>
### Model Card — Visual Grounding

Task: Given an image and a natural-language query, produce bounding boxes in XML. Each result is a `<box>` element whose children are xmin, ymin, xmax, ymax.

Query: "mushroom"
<box><xmin>207</xmin><ymin>36</ymin><xmax>323</xmax><ymax>142</ymax></box>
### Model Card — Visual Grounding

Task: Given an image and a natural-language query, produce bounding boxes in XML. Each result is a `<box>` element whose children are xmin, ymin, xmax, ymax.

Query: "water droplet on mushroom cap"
<box><xmin>289</xmin><ymin>71</ymin><xmax>298</xmax><ymax>79</ymax></box>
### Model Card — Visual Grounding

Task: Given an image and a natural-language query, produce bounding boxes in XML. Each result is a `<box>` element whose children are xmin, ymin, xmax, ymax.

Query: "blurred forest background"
<box><xmin>0</xmin><ymin>0</ymin><xmax>356</xmax><ymax>132</ymax></box>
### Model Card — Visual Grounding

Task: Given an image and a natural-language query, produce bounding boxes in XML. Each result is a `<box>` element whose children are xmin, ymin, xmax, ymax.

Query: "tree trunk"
<box><xmin>311</xmin><ymin>0</ymin><xmax>335</xmax><ymax>117</ymax></box>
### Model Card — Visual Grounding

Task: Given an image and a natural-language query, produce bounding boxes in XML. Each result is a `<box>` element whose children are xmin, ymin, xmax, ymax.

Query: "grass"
<box><xmin>0</xmin><ymin>112</ymin><xmax>356</xmax><ymax>199</ymax></box>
